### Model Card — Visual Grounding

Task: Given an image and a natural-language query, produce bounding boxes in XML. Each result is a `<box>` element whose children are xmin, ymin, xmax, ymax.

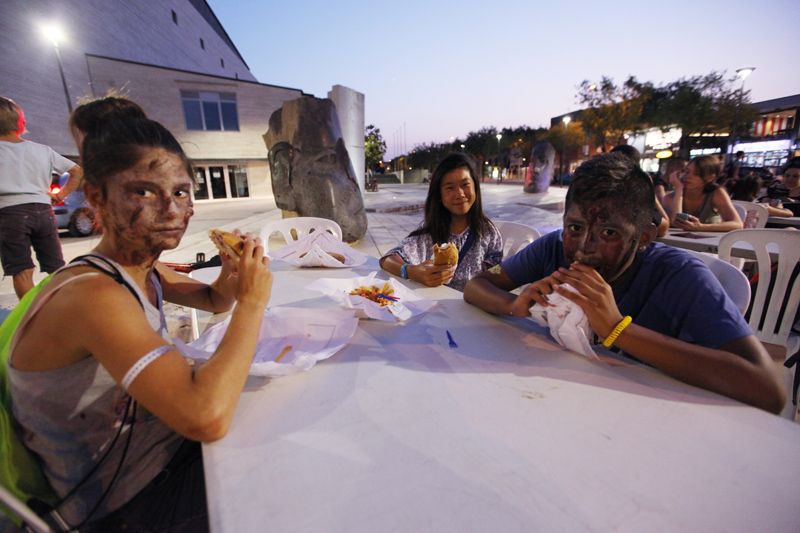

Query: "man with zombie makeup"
<box><xmin>0</xmin><ymin>96</ymin><xmax>83</xmax><ymax>298</ymax></box>
<box><xmin>464</xmin><ymin>153</ymin><xmax>785</xmax><ymax>413</ymax></box>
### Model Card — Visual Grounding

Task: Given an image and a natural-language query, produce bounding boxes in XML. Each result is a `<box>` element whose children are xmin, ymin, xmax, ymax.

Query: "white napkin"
<box><xmin>269</xmin><ymin>232</ymin><xmax>369</xmax><ymax>268</ymax></box>
<box><xmin>178</xmin><ymin>307</ymin><xmax>359</xmax><ymax>376</ymax></box>
<box><xmin>529</xmin><ymin>284</ymin><xmax>597</xmax><ymax>359</ymax></box>
<box><xmin>306</xmin><ymin>271</ymin><xmax>436</xmax><ymax>322</ymax></box>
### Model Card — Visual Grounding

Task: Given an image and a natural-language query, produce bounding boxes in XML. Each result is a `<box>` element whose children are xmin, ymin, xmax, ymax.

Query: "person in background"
<box><xmin>3</xmin><ymin>116</ymin><xmax>272</xmax><ymax>531</ymax></box>
<box><xmin>662</xmin><ymin>154</ymin><xmax>743</xmax><ymax>232</ymax></box>
<box><xmin>730</xmin><ymin>175</ymin><xmax>793</xmax><ymax>218</ymax></box>
<box><xmin>764</xmin><ymin>157</ymin><xmax>800</xmax><ymax>216</ymax></box>
<box><xmin>380</xmin><ymin>152</ymin><xmax>503</xmax><ymax>291</ymax></box>
<box><xmin>609</xmin><ymin>145</ymin><xmax>669</xmax><ymax>237</ymax></box>
<box><xmin>0</xmin><ymin>96</ymin><xmax>84</xmax><ymax>299</ymax></box>
<box><xmin>463</xmin><ymin>153</ymin><xmax>784</xmax><ymax>413</ymax></box>
<box><xmin>721</xmin><ymin>150</ymin><xmax>745</xmax><ymax>187</ymax></box>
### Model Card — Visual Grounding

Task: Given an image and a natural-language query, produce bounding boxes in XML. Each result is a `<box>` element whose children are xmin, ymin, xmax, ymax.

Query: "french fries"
<box><xmin>349</xmin><ymin>282</ymin><xmax>395</xmax><ymax>307</ymax></box>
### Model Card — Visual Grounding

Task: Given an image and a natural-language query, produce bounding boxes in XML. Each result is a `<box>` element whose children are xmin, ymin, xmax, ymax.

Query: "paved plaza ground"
<box><xmin>0</xmin><ymin>183</ymin><xmax>568</xmax><ymax>328</ymax></box>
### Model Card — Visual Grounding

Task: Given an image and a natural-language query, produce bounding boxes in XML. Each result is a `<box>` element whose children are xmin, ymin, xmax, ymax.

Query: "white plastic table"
<box><xmin>767</xmin><ymin>216</ymin><xmax>800</xmax><ymax>228</ymax></box>
<box><xmin>198</xmin><ymin>260</ymin><xmax>800</xmax><ymax>533</ymax></box>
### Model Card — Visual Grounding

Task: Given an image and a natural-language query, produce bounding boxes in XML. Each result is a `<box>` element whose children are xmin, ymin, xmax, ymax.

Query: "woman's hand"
<box><xmin>235</xmin><ymin>235</ymin><xmax>272</xmax><ymax>309</ymax></box>
<box><xmin>669</xmin><ymin>170</ymin><xmax>684</xmax><ymax>192</ymax></box>
<box><xmin>409</xmin><ymin>260</ymin><xmax>456</xmax><ymax>287</ymax></box>
<box><xmin>673</xmin><ymin>214</ymin><xmax>703</xmax><ymax>231</ymax></box>
<box><xmin>551</xmin><ymin>263</ymin><xmax>623</xmax><ymax>339</ymax></box>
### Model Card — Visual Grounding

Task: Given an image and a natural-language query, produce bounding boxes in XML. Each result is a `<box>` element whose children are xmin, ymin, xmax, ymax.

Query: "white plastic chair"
<box><xmin>718</xmin><ymin>229</ymin><xmax>800</xmax><ymax>417</ymax></box>
<box><xmin>496</xmin><ymin>221</ymin><xmax>541</xmax><ymax>257</ymax></box>
<box><xmin>732</xmin><ymin>200</ymin><xmax>768</xmax><ymax>229</ymax></box>
<box><xmin>259</xmin><ymin>217</ymin><xmax>343</xmax><ymax>252</ymax></box>
<box><xmin>686</xmin><ymin>250</ymin><xmax>751</xmax><ymax>315</ymax></box>
<box><xmin>0</xmin><ymin>484</ymin><xmax>53</xmax><ymax>533</ymax></box>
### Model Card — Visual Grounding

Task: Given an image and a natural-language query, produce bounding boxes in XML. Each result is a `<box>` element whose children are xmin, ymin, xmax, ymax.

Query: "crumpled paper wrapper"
<box><xmin>269</xmin><ymin>232</ymin><xmax>369</xmax><ymax>268</ymax></box>
<box><xmin>176</xmin><ymin>307</ymin><xmax>359</xmax><ymax>377</ymax></box>
<box><xmin>529</xmin><ymin>283</ymin><xmax>597</xmax><ymax>359</ymax></box>
<box><xmin>306</xmin><ymin>272</ymin><xmax>436</xmax><ymax>321</ymax></box>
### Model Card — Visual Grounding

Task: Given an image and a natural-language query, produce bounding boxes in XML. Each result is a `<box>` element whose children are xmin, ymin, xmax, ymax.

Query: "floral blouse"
<box><xmin>384</xmin><ymin>223</ymin><xmax>503</xmax><ymax>291</ymax></box>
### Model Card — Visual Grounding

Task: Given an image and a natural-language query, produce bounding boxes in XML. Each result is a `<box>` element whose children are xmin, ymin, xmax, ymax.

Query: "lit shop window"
<box><xmin>181</xmin><ymin>91</ymin><xmax>240</xmax><ymax>131</ymax></box>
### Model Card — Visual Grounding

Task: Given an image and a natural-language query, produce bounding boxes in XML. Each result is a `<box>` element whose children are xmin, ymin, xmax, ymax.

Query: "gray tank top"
<box><xmin>7</xmin><ymin>254</ymin><xmax>183</xmax><ymax>525</ymax></box>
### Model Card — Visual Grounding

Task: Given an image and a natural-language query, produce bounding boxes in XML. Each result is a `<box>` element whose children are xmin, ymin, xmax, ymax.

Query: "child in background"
<box><xmin>380</xmin><ymin>153</ymin><xmax>503</xmax><ymax>291</ymax></box>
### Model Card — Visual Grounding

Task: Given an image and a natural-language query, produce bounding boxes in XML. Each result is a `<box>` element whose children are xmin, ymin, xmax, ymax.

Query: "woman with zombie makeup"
<box><xmin>380</xmin><ymin>152</ymin><xmax>503</xmax><ymax>291</ymax></box>
<box><xmin>2</xmin><ymin>117</ymin><xmax>271</xmax><ymax>531</ymax></box>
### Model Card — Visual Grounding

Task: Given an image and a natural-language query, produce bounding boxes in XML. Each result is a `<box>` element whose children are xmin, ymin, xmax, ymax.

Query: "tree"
<box><xmin>364</xmin><ymin>124</ymin><xmax>387</xmax><ymax>173</ymax></box>
<box><xmin>576</xmin><ymin>72</ymin><xmax>759</xmax><ymax>157</ymax></box>
<box><xmin>576</xmin><ymin>76</ymin><xmax>652</xmax><ymax>152</ymax></box>
<box><xmin>644</xmin><ymin>72</ymin><xmax>758</xmax><ymax>154</ymax></box>
<box><xmin>546</xmin><ymin>120</ymin><xmax>586</xmax><ymax>179</ymax></box>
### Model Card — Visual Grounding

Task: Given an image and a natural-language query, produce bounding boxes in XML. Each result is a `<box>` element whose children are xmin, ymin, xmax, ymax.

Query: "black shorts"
<box><xmin>84</xmin><ymin>440</ymin><xmax>209</xmax><ymax>533</ymax></box>
<box><xmin>0</xmin><ymin>203</ymin><xmax>65</xmax><ymax>276</ymax></box>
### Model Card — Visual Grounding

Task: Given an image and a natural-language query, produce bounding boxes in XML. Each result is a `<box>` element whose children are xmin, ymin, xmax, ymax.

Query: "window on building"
<box><xmin>171</xmin><ymin>10</ymin><xmax>178</xmax><ymax>24</ymax></box>
<box><xmin>200</xmin><ymin>38</ymin><xmax>205</xmax><ymax>50</ymax></box>
<box><xmin>220</xmin><ymin>58</ymin><xmax>225</xmax><ymax>68</ymax></box>
<box><xmin>227</xmin><ymin>165</ymin><xmax>250</xmax><ymax>197</ymax></box>
<box><xmin>181</xmin><ymin>91</ymin><xmax>240</xmax><ymax>131</ymax></box>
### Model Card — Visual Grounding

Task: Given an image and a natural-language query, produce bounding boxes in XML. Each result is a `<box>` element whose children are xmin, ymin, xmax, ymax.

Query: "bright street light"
<box><xmin>736</xmin><ymin>67</ymin><xmax>755</xmax><ymax>82</ymax></box>
<box><xmin>40</xmin><ymin>22</ymin><xmax>66</xmax><ymax>46</ymax></box>
<box><xmin>40</xmin><ymin>21</ymin><xmax>72</xmax><ymax>113</ymax></box>
<box><xmin>735</xmin><ymin>67</ymin><xmax>756</xmax><ymax>93</ymax></box>
<box><xmin>562</xmin><ymin>115</ymin><xmax>571</xmax><ymax>126</ymax></box>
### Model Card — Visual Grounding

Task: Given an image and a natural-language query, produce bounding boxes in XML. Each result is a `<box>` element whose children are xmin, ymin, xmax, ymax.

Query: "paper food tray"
<box><xmin>306</xmin><ymin>271</ymin><xmax>436</xmax><ymax>322</ymax></box>
<box><xmin>269</xmin><ymin>232</ymin><xmax>369</xmax><ymax>268</ymax></box>
<box><xmin>178</xmin><ymin>307</ymin><xmax>359</xmax><ymax>377</ymax></box>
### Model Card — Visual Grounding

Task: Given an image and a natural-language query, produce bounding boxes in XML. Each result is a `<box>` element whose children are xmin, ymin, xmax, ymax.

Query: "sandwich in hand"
<box><xmin>433</xmin><ymin>242</ymin><xmax>458</xmax><ymax>266</ymax></box>
<box><xmin>209</xmin><ymin>228</ymin><xmax>244</xmax><ymax>258</ymax></box>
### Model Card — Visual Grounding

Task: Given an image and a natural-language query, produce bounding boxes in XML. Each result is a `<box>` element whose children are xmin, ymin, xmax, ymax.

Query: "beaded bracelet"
<box><xmin>602</xmin><ymin>316</ymin><xmax>632</xmax><ymax>348</ymax></box>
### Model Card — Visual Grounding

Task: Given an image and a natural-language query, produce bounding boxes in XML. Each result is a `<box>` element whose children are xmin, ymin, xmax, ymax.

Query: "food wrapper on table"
<box><xmin>529</xmin><ymin>283</ymin><xmax>597</xmax><ymax>359</ymax></box>
<box><xmin>306</xmin><ymin>272</ymin><xmax>436</xmax><ymax>322</ymax></box>
<box><xmin>176</xmin><ymin>307</ymin><xmax>359</xmax><ymax>377</ymax></box>
<box><xmin>269</xmin><ymin>232</ymin><xmax>369</xmax><ymax>268</ymax></box>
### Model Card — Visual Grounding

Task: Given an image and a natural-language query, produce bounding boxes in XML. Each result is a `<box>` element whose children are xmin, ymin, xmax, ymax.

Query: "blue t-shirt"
<box><xmin>501</xmin><ymin>230</ymin><xmax>752</xmax><ymax>349</ymax></box>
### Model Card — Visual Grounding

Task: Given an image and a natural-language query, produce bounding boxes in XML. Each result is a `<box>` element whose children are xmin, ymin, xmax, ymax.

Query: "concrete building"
<box><xmin>1</xmin><ymin>0</ymin><xmax>365</xmax><ymax>201</ymax></box>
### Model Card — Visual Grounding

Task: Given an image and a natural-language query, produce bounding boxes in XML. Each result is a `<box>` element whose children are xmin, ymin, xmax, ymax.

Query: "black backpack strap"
<box><xmin>456</xmin><ymin>229</ymin><xmax>477</xmax><ymax>267</ymax></box>
<box><xmin>70</xmin><ymin>254</ymin><xmax>143</xmax><ymax>308</ymax></box>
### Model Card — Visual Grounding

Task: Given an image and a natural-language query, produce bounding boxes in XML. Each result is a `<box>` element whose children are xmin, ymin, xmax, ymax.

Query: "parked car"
<box><xmin>50</xmin><ymin>173</ymin><xmax>97</xmax><ymax>237</ymax></box>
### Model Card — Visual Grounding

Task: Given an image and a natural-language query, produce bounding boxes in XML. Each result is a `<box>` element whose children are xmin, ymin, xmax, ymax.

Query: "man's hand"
<box><xmin>508</xmin><ymin>275</ymin><xmax>560</xmax><ymax>317</ymax></box>
<box><xmin>409</xmin><ymin>260</ymin><xmax>456</xmax><ymax>287</ymax></box>
<box><xmin>551</xmin><ymin>262</ymin><xmax>624</xmax><ymax>338</ymax></box>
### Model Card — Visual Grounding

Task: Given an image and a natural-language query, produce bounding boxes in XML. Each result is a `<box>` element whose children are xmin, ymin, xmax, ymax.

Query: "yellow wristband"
<box><xmin>602</xmin><ymin>316</ymin><xmax>632</xmax><ymax>348</ymax></box>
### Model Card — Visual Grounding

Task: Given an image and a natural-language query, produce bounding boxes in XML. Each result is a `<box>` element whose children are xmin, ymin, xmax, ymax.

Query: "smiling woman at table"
<box><xmin>380</xmin><ymin>153</ymin><xmax>502</xmax><ymax>290</ymax></box>
<box><xmin>2</xmin><ymin>116</ymin><xmax>272</xmax><ymax>530</ymax></box>
<box><xmin>662</xmin><ymin>155</ymin><xmax>743</xmax><ymax>232</ymax></box>
<box><xmin>464</xmin><ymin>153</ymin><xmax>784</xmax><ymax>414</ymax></box>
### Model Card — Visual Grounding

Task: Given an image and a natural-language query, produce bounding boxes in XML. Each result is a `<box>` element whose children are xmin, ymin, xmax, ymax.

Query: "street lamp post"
<box><xmin>41</xmin><ymin>23</ymin><xmax>72</xmax><ymax>113</ymax></box>
<box><xmin>496</xmin><ymin>133</ymin><xmax>502</xmax><ymax>183</ymax></box>
<box><xmin>732</xmin><ymin>67</ymin><xmax>755</xmax><ymax>162</ymax></box>
<box><xmin>560</xmin><ymin>116</ymin><xmax>571</xmax><ymax>186</ymax></box>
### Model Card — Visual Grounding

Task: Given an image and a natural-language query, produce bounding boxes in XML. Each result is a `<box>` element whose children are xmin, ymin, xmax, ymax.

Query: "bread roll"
<box><xmin>433</xmin><ymin>242</ymin><xmax>458</xmax><ymax>266</ymax></box>
<box><xmin>209</xmin><ymin>228</ymin><xmax>244</xmax><ymax>258</ymax></box>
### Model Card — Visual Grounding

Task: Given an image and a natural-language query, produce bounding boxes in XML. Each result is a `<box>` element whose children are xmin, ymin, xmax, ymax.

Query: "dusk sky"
<box><xmin>209</xmin><ymin>0</ymin><xmax>800</xmax><ymax>159</ymax></box>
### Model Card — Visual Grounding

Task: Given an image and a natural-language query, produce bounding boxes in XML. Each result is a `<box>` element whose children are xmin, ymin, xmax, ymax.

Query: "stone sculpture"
<box><xmin>524</xmin><ymin>140</ymin><xmax>556</xmax><ymax>193</ymax></box>
<box><xmin>263</xmin><ymin>96</ymin><xmax>367</xmax><ymax>242</ymax></box>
